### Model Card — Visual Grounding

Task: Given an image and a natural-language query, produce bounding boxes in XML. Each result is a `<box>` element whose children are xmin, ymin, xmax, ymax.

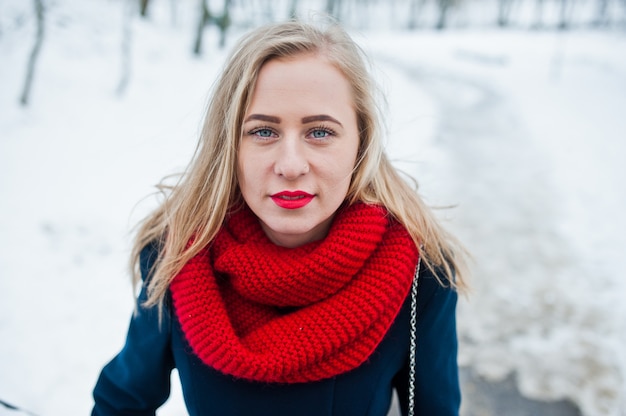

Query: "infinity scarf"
<box><xmin>169</xmin><ymin>203</ymin><xmax>419</xmax><ymax>383</ymax></box>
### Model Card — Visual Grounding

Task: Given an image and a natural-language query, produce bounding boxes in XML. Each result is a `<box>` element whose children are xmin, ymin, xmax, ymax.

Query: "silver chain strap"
<box><xmin>408</xmin><ymin>256</ymin><xmax>421</xmax><ymax>416</ymax></box>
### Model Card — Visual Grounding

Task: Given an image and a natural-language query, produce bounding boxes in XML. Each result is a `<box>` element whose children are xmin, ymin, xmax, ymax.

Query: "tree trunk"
<box><xmin>139</xmin><ymin>0</ymin><xmax>150</xmax><ymax>17</ymax></box>
<box><xmin>217</xmin><ymin>0</ymin><xmax>232</xmax><ymax>49</ymax></box>
<box><xmin>326</xmin><ymin>0</ymin><xmax>342</xmax><ymax>20</ymax></box>
<box><xmin>593</xmin><ymin>0</ymin><xmax>609</xmax><ymax>26</ymax></box>
<box><xmin>20</xmin><ymin>0</ymin><xmax>44</xmax><ymax>106</ymax></box>
<box><xmin>289</xmin><ymin>0</ymin><xmax>299</xmax><ymax>19</ymax></box>
<box><xmin>193</xmin><ymin>0</ymin><xmax>210</xmax><ymax>55</ymax></box>
<box><xmin>436</xmin><ymin>0</ymin><xmax>451</xmax><ymax>30</ymax></box>
<box><xmin>558</xmin><ymin>0</ymin><xmax>570</xmax><ymax>29</ymax></box>
<box><xmin>498</xmin><ymin>0</ymin><xmax>514</xmax><ymax>27</ymax></box>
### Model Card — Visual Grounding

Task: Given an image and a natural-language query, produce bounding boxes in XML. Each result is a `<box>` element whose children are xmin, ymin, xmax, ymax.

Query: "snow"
<box><xmin>362</xmin><ymin>29</ymin><xmax>626</xmax><ymax>415</ymax></box>
<box><xmin>1</xmin><ymin>1</ymin><xmax>625</xmax><ymax>416</ymax></box>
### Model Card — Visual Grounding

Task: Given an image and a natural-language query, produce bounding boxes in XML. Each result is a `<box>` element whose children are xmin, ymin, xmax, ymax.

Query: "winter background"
<box><xmin>1</xmin><ymin>0</ymin><xmax>625</xmax><ymax>415</ymax></box>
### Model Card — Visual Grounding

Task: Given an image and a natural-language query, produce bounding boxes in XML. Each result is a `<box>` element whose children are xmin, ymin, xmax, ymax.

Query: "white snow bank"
<box><xmin>365</xmin><ymin>29</ymin><xmax>626</xmax><ymax>416</ymax></box>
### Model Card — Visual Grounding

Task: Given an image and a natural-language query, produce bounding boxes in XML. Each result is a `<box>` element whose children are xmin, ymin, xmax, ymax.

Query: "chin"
<box><xmin>261</xmin><ymin>218</ymin><xmax>329</xmax><ymax>247</ymax></box>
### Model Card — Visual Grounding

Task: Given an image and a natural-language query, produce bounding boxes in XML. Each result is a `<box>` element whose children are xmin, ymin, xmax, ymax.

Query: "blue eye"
<box><xmin>256</xmin><ymin>128</ymin><xmax>273</xmax><ymax>138</ymax></box>
<box><xmin>248</xmin><ymin>127</ymin><xmax>277</xmax><ymax>140</ymax></box>
<box><xmin>312</xmin><ymin>130</ymin><xmax>329</xmax><ymax>138</ymax></box>
<box><xmin>308</xmin><ymin>126</ymin><xmax>336</xmax><ymax>140</ymax></box>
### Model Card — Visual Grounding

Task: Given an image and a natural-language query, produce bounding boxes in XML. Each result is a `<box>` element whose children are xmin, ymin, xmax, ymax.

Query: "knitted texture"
<box><xmin>169</xmin><ymin>203</ymin><xmax>419</xmax><ymax>383</ymax></box>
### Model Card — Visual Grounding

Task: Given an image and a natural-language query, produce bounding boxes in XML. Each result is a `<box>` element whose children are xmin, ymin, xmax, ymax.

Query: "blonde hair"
<box><xmin>132</xmin><ymin>19</ymin><xmax>468</xmax><ymax>310</ymax></box>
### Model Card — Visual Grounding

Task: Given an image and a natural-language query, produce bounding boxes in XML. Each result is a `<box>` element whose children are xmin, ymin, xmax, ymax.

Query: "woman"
<box><xmin>92</xmin><ymin>19</ymin><xmax>467</xmax><ymax>416</ymax></box>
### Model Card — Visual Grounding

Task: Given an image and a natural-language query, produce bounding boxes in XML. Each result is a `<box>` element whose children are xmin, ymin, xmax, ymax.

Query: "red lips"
<box><xmin>270</xmin><ymin>191</ymin><xmax>314</xmax><ymax>209</ymax></box>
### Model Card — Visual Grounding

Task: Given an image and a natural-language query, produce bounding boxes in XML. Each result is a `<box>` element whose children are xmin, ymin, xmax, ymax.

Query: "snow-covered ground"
<box><xmin>363</xmin><ymin>28</ymin><xmax>626</xmax><ymax>416</ymax></box>
<box><xmin>1</xmin><ymin>1</ymin><xmax>625</xmax><ymax>416</ymax></box>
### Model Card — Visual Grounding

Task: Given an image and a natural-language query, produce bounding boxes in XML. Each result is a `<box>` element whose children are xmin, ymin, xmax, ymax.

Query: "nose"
<box><xmin>273</xmin><ymin>136</ymin><xmax>309</xmax><ymax>179</ymax></box>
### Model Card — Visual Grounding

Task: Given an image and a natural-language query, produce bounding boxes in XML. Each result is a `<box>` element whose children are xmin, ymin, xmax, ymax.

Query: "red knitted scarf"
<box><xmin>169</xmin><ymin>203</ymin><xmax>419</xmax><ymax>383</ymax></box>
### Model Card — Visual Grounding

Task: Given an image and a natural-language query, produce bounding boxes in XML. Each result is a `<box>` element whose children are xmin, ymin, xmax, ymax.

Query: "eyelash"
<box><xmin>307</xmin><ymin>125</ymin><xmax>336</xmax><ymax>140</ymax></box>
<box><xmin>248</xmin><ymin>125</ymin><xmax>277</xmax><ymax>139</ymax></box>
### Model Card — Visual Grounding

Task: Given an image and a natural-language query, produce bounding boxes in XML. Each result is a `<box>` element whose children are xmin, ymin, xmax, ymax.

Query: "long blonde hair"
<box><xmin>131</xmin><ymin>19</ymin><xmax>468</xmax><ymax>310</ymax></box>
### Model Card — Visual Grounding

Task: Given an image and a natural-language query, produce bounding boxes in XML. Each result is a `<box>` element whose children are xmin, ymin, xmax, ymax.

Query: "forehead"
<box><xmin>247</xmin><ymin>53</ymin><xmax>355</xmax><ymax>112</ymax></box>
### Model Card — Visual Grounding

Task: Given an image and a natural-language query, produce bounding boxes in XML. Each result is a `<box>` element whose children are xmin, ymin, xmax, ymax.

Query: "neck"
<box><xmin>258</xmin><ymin>215</ymin><xmax>336</xmax><ymax>248</ymax></box>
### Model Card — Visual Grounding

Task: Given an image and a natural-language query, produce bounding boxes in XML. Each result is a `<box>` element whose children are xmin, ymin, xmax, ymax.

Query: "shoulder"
<box><xmin>415</xmin><ymin>261</ymin><xmax>458</xmax><ymax>320</ymax></box>
<box><xmin>139</xmin><ymin>240</ymin><xmax>162</xmax><ymax>283</ymax></box>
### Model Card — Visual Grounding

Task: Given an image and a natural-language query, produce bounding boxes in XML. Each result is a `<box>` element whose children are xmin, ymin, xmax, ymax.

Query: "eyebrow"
<box><xmin>244</xmin><ymin>113</ymin><xmax>343</xmax><ymax>127</ymax></box>
<box><xmin>244</xmin><ymin>114</ymin><xmax>281</xmax><ymax>123</ymax></box>
<box><xmin>301</xmin><ymin>115</ymin><xmax>343</xmax><ymax>127</ymax></box>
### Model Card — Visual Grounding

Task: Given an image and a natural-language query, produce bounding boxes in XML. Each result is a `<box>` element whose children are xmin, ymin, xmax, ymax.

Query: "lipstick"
<box><xmin>271</xmin><ymin>190</ymin><xmax>314</xmax><ymax>209</ymax></box>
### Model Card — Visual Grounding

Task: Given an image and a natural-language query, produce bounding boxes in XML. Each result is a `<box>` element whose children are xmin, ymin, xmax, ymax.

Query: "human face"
<box><xmin>238</xmin><ymin>53</ymin><xmax>359</xmax><ymax>248</ymax></box>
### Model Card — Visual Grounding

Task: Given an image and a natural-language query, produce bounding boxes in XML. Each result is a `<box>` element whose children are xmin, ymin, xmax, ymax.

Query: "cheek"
<box><xmin>238</xmin><ymin>143</ymin><xmax>253</xmax><ymax>171</ymax></box>
<box><xmin>238</xmin><ymin>166</ymin><xmax>253</xmax><ymax>195</ymax></box>
<box><xmin>334</xmin><ymin>141</ymin><xmax>359</xmax><ymax>177</ymax></box>
<box><xmin>238</xmin><ymin>153</ymin><xmax>267</xmax><ymax>198</ymax></box>
<box><xmin>318</xmin><ymin>153</ymin><xmax>357</xmax><ymax>189</ymax></box>
<box><xmin>236</xmin><ymin>153</ymin><xmax>252</xmax><ymax>194</ymax></box>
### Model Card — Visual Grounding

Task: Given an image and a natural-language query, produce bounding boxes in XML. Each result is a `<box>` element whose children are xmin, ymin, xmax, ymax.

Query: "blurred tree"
<box><xmin>435</xmin><ymin>0</ymin><xmax>454</xmax><ymax>29</ymax></box>
<box><xmin>532</xmin><ymin>0</ymin><xmax>545</xmax><ymax>29</ymax></box>
<box><xmin>215</xmin><ymin>0</ymin><xmax>232</xmax><ymax>48</ymax></box>
<box><xmin>20</xmin><ymin>0</ymin><xmax>44</xmax><ymax>106</ymax></box>
<box><xmin>193</xmin><ymin>0</ymin><xmax>211</xmax><ymax>55</ymax></box>
<box><xmin>408</xmin><ymin>0</ymin><xmax>428</xmax><ymax>29</ymax></box>
<box><xmin>498</xmin><ymin>0</ymin><xmax>515</xmax><ymax>26</ymax></box>
<box><xmin>593</xmin><ymin>0</ymin><xmax>610</xmax><ymax>26</ymax></box>
<box><xmin>326</xmin><ymin>0</ymin><xmax>342</xmax><ymax>20</ymax></box>
<box><xmin>140</xmin><ymin>0</ymin><xmax>150</xmax><ymax>17</ymax></box>
<box><xmin>289</xmin><ymin>0</ymin><xmax>300</xmax><ymax>19</ymax></box>
<box><xmin>194</xmin><ymin>0</ymin><xmax>232</xmax><ymax>54</ymax></box>
<box><xmin>558</xmin><ymin>0</ymin><xmax>572</xmax><ymax>29</ymax></box>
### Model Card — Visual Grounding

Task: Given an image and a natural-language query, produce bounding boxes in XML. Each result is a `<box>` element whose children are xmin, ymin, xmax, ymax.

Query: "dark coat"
<box><xmin>92</xmin><ymin>242</ymin><xmax>460</xmax><ymax>416</ymax></box>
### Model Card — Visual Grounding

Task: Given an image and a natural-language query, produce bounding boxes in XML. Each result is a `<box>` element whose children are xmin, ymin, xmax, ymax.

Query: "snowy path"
<box><xmin>366</xmin><ymin>30</ymin><xmax>626</xmax><ymax>416</ymax></box>
<box><xmin>379</xmin><ymin>56</ymin><xmax>582</xmax><ymax>416</ymax></box>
